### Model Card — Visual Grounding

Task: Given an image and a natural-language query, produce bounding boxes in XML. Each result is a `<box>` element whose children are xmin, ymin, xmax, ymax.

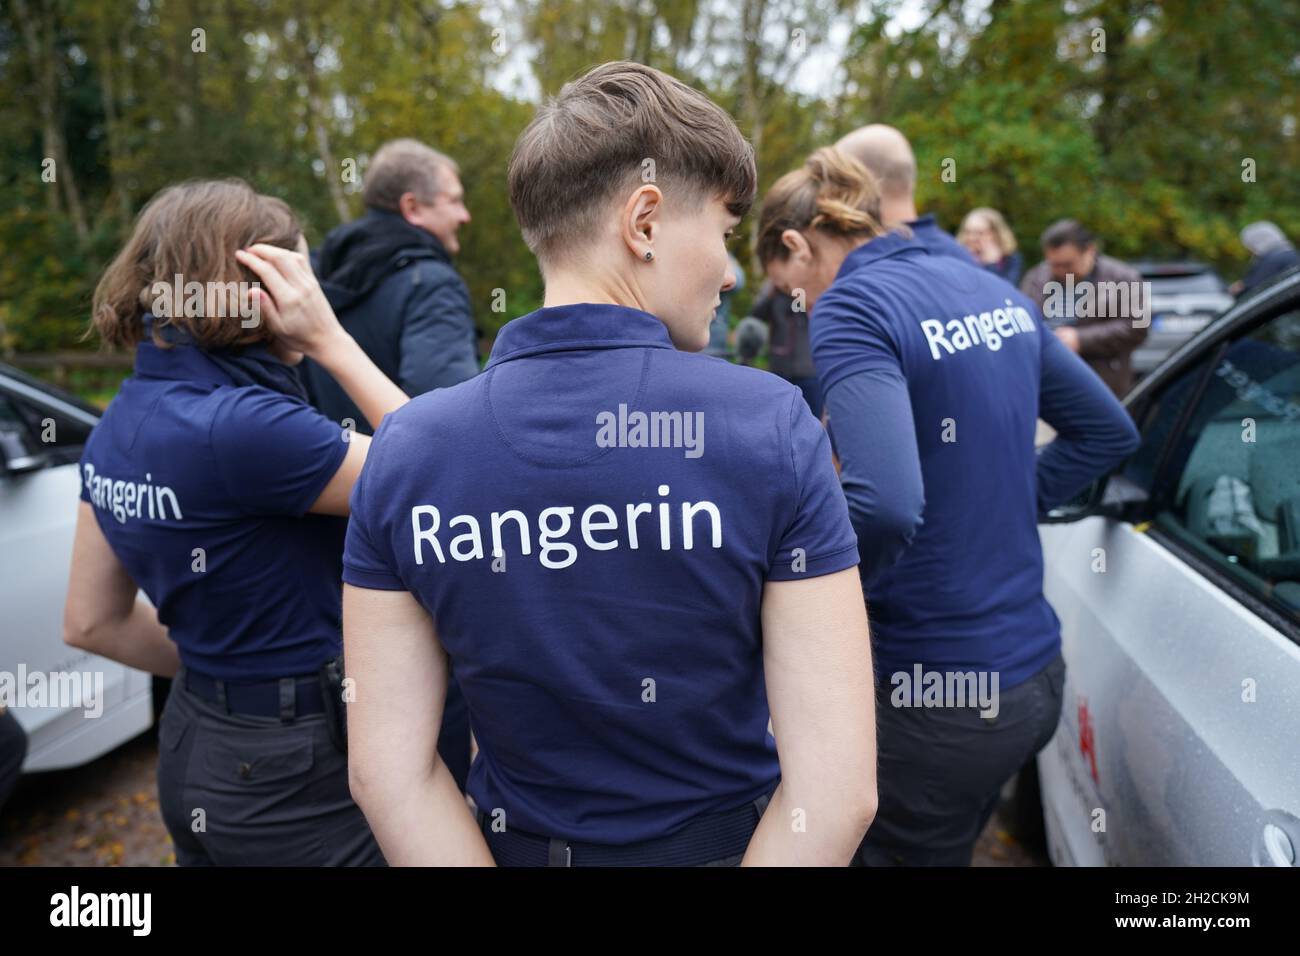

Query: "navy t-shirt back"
<box><xmin>343</xmin><ymin>303</ymin><xmax>859</xmax><ymax>844</ymax></box>
<box><xmin>79</xmin><ymin>341</ymin><xmax>349</xmax><ymax>681</ymax></box>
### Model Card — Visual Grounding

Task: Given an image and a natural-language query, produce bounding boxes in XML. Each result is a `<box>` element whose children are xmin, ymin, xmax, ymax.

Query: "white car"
<box><xmin>1037</xmin><ymin>266</ymin><xmax>1300</xmax><ymax>866</ymax></box>
<box><xmin>0</xmin><ymin>365</ymin><xmax>153</xmax><ymax>772</ymax></box>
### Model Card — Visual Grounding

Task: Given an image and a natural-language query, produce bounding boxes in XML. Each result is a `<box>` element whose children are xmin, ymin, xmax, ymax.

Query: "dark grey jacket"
<box><xmin>750</xmin><ymin>284</ymin><xmax>816</xmax><ymax>380</ymax></box>
<box><xmin>303</xmin><ymin>209</ymin><xmax>479</xmax><ymax>434</ymax></box>
<box><xmin>1241</xmin><ymin>245</ymin><xmax>1300</xmax><ymax>298</ymax></box>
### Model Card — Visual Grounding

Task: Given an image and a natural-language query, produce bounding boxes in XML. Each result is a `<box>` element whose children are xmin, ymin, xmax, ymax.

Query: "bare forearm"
<box><xmin>354</xmin><ymin>760</ymin><xmax>495</xmax><ymax>866</ymax></box>
<box><xmin>67</xmin><ymin>600</ymin><xmax>179</xmax><ymax>678</ymax></box>
<box><xmin>741</xmin><ymin>781</ymin><xmax>873</xmax><ymax>866</ymax></box>
<box><xmin>312</xmin><ymin>331</ymin><xmax>409</xmax><ymax>431</ymax></box>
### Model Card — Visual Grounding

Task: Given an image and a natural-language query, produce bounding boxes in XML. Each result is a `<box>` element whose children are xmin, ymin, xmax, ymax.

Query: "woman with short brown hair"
<box><xmin>64</xmin><ymin>178</ymin><xmax>407</xmax><ymax>865</ymax></box>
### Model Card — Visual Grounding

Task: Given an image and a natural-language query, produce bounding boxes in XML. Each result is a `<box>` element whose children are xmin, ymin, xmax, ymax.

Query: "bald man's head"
<box><xmin>835</xmin><ymin>125</ymin><xmax>916</xmax><ymax>203</ymax></box>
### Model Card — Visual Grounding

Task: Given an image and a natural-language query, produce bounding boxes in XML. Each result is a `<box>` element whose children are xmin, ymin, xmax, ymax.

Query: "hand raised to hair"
<box><xmin>234</xmin><ymin>243</ymin><xmax>344</xmax><ymax>358</ymax></box>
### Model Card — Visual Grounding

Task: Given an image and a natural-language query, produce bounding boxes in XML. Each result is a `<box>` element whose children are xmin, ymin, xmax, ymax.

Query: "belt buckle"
<box><xmin>547</xmin><ymin>838</ymin><xmax>572</xmax><ymax>867</ymax></box>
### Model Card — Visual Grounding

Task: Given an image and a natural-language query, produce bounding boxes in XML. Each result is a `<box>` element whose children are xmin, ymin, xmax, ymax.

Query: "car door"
<box><xmin>1038</xmin><ymin>282</ymin><xmax>1300</xmax><ymax>866</ymax></box>
<box><xmin>0</xmin><ymin>373</ymin><xmax>153</xmax><ymax>771</ymax></box>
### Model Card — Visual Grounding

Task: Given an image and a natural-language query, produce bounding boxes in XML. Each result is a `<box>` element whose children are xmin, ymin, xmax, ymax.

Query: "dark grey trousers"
<box><xmin>856</xmin><ymin>652</ymin><xmax>1066</xmax><ymax>866</ymax></box>
<box><xmin>0</xmin><ymin>708</ymin><xmax>27</xmax><ymax>815</ymax></box>
<box><xmin>156</xmin><ymin>669</ymin><xmax>385</xmax><ymax>866</ymax></box>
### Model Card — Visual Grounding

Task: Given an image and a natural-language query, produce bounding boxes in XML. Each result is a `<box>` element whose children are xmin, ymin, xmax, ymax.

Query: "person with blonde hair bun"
<box><xmin>757</xmin><ymin>146</ymin><xmax>1139</xmax><ymax>866</ymax></box>
<box><xmin>959</xmin><ymin>207</ymin><xmax>1022</xmax><ymax>286</ymax></box>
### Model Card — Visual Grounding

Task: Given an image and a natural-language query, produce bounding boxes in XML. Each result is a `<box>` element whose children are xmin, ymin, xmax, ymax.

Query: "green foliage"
<box><xmin>839</xmin><ymin>0</ymin><xmax>1300</xmax><ymax>267</ymax></box>
<box><xmin>1</xmin><ymin>0</ymin><xmax>1296</xmax><ymax>364</ymax></box>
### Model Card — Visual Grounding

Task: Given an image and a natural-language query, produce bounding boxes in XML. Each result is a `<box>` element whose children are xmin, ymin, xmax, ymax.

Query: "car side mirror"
<box><xmin>1041</xmin><ymin>477</ymin><xmax>1108</xmax><ymax>524</ymax></box>
<box><xmin>0</xmin><ymin>432</ymin><xmax>45</xmax><ymax>477</ymax></box>
<box><xmin>1040</xmin><ymin>472</ymin><xmax>1150</xmax><ymax>524</ymax></box>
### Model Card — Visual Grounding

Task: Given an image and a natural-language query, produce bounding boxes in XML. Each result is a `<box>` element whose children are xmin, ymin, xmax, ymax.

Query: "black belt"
<box><xmin>477</xmin><ymin>790</ymin><xmax>774</xmax><ymax>867</ymax></box>
<box><xmin>182</xmin><ymin>667</ymin><xmax>326</xmax><ymax>720</ymax></box>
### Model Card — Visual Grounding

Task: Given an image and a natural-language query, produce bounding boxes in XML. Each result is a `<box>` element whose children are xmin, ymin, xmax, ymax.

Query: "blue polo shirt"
<box><xmin>813</xmin><ymin>232</ymin><xmax>1138</xmax><ymax>689</ymax></box>
<box><xmin>343</xmin><ymin>303</ymin><xmax>859</xmax><ymax>844</ymax></box>
<box><xmin>907</xmin><ymin>214</ymin><xmax>977</xmax><ymax>264</ymax></box>
<box><xmin>79</xmin><ymin>340</ymin><xmax>350</xmax><ymax>681</ymax></box>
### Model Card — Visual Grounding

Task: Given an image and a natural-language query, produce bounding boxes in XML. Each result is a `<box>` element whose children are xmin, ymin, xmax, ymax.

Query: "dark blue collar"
<box><xmin>132</xmin><ymin>321</ymin><xmax>307</xmax><ymax>400</ymax></box>
<box><xmin>486</xmin><ymin>303</ymin><xmax>675</xmax><ymax>368</ymax></box>
<box><xmin>133</xmin><ymin>337</ymin><xmax>237</xmax><ymax>386</ymax></box>
<box><xmin>836</xmin><ymin>229</ymin><xmax>929</xmax><ymax>281</ymax></box>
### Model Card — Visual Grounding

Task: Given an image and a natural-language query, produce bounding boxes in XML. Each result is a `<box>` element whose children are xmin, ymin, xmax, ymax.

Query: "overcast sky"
<box><xmin>481</xmin><ymin>0</ymin><xmax>963</xmax><ymax>103</ymax></box>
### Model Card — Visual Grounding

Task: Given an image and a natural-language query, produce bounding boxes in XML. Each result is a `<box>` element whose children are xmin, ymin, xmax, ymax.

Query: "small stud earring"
<box><xmin>644</xmin><ymin>250</ymin><xmax>654</xmax><ymax>261</ymax></box>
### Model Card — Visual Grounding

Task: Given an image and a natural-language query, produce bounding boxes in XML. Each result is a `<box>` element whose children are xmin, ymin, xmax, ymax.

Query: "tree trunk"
<box><xmin>95</xmin><ymin>19</ymin><xmax>133</xmax><ymax>225</ymax></box>
<box><xmin>741</xmin><ymin>0</ymin><xmax>768</xmax><ymax>159</ymax></box>
<box><xmin>13</xmin><ymin>0</ymin><xmax>89</xmax><ymax>240</ymax></box>
<box><xmin>292</xmin><ymin>15</ymin><xmax>351</xmax><ymax>224</ymax></box>
<box><xmin>311</xmin><ymin>89</ymin><xmax>351</xmax><ymax>224</ymax></box>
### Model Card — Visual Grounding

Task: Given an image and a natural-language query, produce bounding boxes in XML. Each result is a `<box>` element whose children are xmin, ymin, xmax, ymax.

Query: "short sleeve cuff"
<box><xmin>342</xmin><ymin>563</ymin><xmax>408</xmax><ymax>591</ymax></box>
<box><xmin>767</xmin><ymin>543</ymin><xmax>860</xmax><ymax>582</ymax></box>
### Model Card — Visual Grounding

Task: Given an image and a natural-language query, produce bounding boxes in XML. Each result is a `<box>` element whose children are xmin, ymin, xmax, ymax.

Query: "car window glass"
<box><xmin>1122</xmin><ymin>350</ymin><xmax>1216</xmax><ymax>494</ymax></box>
<box><xmin>1153</xmin><ymin>309</ymin><xmax>1300</xmax><ymax>623</ymax></box>
<box><xmin>9</xmin><ymin>393</ymin><xmax>93</xmax><ymax>451</ymax></box>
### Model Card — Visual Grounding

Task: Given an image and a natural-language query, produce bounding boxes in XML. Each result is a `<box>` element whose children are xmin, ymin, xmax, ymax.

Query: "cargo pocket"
<box><xmin>200</xmin><ymin>727</ymin><xmax>315</xmax><ymax>786</ymax></box>
<box><xmin>189</xmin><ymin>726</ymin><xmax>322</xmax><ymax>865</ymax></box>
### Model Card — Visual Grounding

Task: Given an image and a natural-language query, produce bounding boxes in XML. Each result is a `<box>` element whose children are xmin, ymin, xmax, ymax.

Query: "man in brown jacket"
<box><xmin>1020</xmin><ymin>219</ymin><xmax>1149</xmax><ymax>396</ymax></box>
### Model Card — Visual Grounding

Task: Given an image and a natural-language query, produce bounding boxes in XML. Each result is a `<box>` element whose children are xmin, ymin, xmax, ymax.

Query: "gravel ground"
<box><xmin>0</xmin><ymin>728</ymin><xmax>1044</xmax><ymax>867</ymax></box>
<box><xmin>1</xmin><ymin>729</ymin><xmax>174</xmax><ymax>866</ymax></box>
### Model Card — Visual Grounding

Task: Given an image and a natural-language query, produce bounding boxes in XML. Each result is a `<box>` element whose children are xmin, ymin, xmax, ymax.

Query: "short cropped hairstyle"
<box><xmin>363</xmin><ymin>139</ymin><xmax>459</xmax><ymax>211</ymax></box>
<box><xmin>1041</xmin><ymin>218</ymin><xmax>1094</xmax><ymax>250</ymax></box>
<box><xmin>508</xmin><ymin>61</ymin><xmax>757</xmax><ymax>266</ymax></box>
<box><xmin>92</xmin><ymin>179</ymin><xmax>300</xmax><ymax>351</ymax></box>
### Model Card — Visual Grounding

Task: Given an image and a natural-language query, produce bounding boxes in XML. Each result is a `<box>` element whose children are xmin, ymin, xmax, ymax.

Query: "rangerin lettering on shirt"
<box><xmin>410</xmin><ymin>483</ymin><xmax>723</xmax><ymax>570</ymax></box>
<box><xmin>919</xmin><ymin>298</ymin><xmax>1038</xmax><ymax>361</ymax></box>
<box><xmin>82</xmin><ymin>462</ymin><xmax>183</xmax><ymax>524</ymax></box>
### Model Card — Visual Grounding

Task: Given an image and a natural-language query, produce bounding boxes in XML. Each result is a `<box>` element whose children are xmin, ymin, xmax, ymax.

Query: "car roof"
<box><xmin>1132</xmin><ymin>261</ymin><xmax>1219</xmax><ymax>278</ymax></box>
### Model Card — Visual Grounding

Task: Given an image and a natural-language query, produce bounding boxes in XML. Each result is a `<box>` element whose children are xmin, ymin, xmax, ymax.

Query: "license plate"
<box><xmin>1152</xmin><ymin>315</ymin><xmax>1205</xmax><ymax>334</ymax></box>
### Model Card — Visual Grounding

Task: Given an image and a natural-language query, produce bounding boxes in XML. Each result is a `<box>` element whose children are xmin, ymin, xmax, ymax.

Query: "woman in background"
<box><xmin>959</xmin><ymin>207</ymin><xmax>1022</xmax><ymax>286</ymax></box>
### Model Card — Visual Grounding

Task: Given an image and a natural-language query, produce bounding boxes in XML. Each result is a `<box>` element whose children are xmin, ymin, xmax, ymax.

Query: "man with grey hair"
<box><xmin>305</xmin><ymin>138</ymin><xmax>478</xmax><ymax>435</ymax></box>
<box><xmin>1234</xmin><ymin>221</ymin><xmax>1299</xmax><ymax>299</ymax></box>
<box><xmin>303</xmin><ymin>138</ymin><xmax>477</xmax><ymax>793</ymax></box>
<box><xmin>835</xmin><ymin>124</ymin><xmax>976</xmax><ymax>264</ymax></box>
